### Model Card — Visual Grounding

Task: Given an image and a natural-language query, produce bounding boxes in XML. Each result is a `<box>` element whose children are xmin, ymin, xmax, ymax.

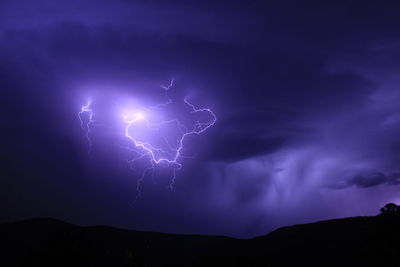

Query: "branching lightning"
<box><xmin>123</xmin><ymin>97</ymin><xmax>216</xmax><ymax>192</ymax></box>
<box><xmin>79</xmin><ymin>81</ymin><xmax>216</xmax><ymax>203</ymax></box>
<box><xmin>78</xmin><ymin>99</ymin><xmax>94</xmax><ymax>154</ymax></box>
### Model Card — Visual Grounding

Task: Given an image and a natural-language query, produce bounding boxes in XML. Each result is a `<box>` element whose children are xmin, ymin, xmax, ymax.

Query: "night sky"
<box><xmin>2</xmin><ymin>0</ymin><xmax>400</xmax><ymax>238</ymax></box>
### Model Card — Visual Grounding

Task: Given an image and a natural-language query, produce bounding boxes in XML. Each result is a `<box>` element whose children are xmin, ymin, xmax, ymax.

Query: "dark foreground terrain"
<box><xmin>1</xmin><ymin>214</ymin><xmax>400</xmax><ymax>266</ymax></box>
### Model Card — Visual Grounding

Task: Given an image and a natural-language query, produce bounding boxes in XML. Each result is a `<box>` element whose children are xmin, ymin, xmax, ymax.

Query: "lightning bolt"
<box><xmin>79</xmin><ymin>81</ymin><xmax>216</xmax><ymax>203</ymax></box>
<box><xmin>78</xmin><ymin>99</ymin><xmax>94</xmax><ymax>154</ymax></box>
<box><xmin>124</xmin><ymin>97</ymin><xmax>216</xmax><ymax>193</ymax></box>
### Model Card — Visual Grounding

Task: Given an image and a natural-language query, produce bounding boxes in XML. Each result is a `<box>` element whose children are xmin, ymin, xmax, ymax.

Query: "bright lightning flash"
<box><xmin>79</xmin><ymin>82</ymin><xmax>216</xmax><ymax>203</ymax></box>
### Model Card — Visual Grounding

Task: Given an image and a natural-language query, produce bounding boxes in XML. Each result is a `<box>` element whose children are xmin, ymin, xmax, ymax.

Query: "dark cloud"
<box><xmin>0</xmin><ymin>18</ymin><xmax>377</xmax><ymax>162</ymax></box>
<box><xmin>206</xmin><ymin>136</ymin><xmax>287</xmax><ymax>162</ymax></box>
<box><xmin>347</xmin><ymin>169</ymin><xmax>388</xmax><ymax>188</ymax></box>
<box><xmin>331</xmin><ymin>169</ymin><xmax>400</xmax><ymax>189</ymax></box>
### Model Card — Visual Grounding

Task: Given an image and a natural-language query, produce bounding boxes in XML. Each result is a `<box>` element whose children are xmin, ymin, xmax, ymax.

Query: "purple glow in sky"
<box><xmin>2</xmin><ymin>0</ymin><xmax>400</xmax><ymax>238</ymax></box>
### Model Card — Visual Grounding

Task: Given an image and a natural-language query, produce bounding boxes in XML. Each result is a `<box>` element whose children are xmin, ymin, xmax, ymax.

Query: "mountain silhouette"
<box><xmin>1</xmin><ymin>214</ymin><xmax>400</xmax><ymax>266</ymax></box>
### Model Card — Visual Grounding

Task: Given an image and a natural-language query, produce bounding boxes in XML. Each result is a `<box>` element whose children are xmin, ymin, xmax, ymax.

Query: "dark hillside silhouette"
<box><xmin>1</xmin><ymin>204</ymin><xmax>400</xmax><ymax>266</ymax></box>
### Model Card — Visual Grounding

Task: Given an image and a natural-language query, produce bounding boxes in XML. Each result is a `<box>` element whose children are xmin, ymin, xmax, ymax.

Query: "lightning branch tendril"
<box><xmin>161</xmin><ymin>78</ymin><xmax>174</xmax><ymax>91</ymax></box>
<box><xmin>78</xmin><ymin>99</ymin><xmax>94</xmax><ymax>154</ymax></box>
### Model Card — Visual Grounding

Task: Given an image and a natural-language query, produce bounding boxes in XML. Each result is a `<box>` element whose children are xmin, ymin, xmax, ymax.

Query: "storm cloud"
<box><xmin>1</xmin><ymin>0</ymin><xmax>400</xmax><ymax>237</ymax></box>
